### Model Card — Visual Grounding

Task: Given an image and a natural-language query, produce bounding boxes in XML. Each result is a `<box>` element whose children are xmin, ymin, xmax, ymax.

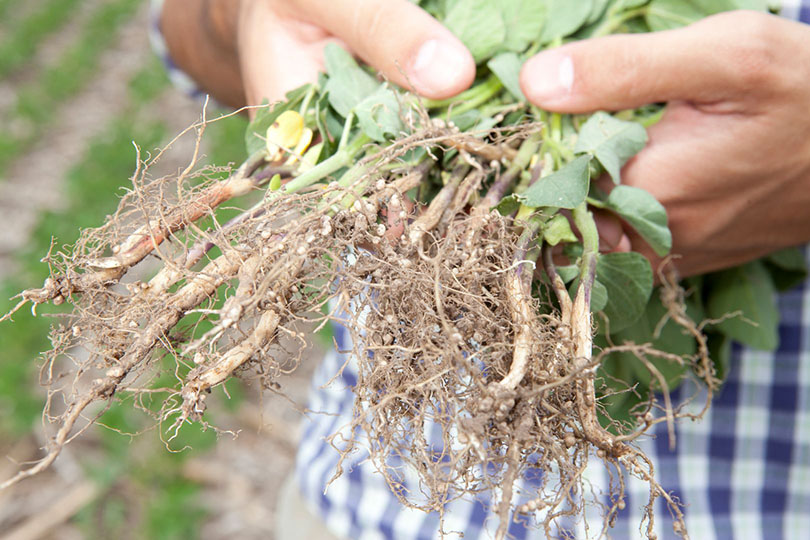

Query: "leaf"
<box><xmin>539</xmin><ymin>0</ymin><xmax>594</xmax><ymax>43</ymax></box>
<box><xmin>244</xmin><ymin>84</ymin><xmax>311</xmax><ymax>156</ymax></box>
<box><xmin>764</xmin><ymin>247</ymin><xmax>807</xmax><ymax>291</ymax></box>
<box><xmin>569</xmin><ymin>276</ymin><xmax>609</xmax><ymax>313</ymax></box>
<box><xmin>498</xmin><ymin>0</ymin><xmax>546</xmax><ymax>52</ymax></box>
<box><xmin>487</xmin><ymin>53</ymin><xmax>527</xmax><ymax>101</ymax></box>
<box><xmin>518</xmin><ymin>155</ymin><xmax>591</xmax><ymax>209</ymax></box>
<box><xmin>323</xmin><ymin>44</ymin><xmax>379</xmax><ymax>117</ymax></box>
<box><xmin>706</xmin><ymin>260</ymin><xmax>779</xmax><ymax>350</ymax></box>
<box><xmin>608</xmin><ymin>292</ymin><xmax>693</xmax><ymax>390</ymax></box>
<box><xmin>542</xmin><ymin>214</ymin><xmax>577</xmax><ymax>246</ymax></box>
<box><xmin>556</xmin><ymin>264</ymin><xmax>579</xmax><ymax>283</ymax></box>
<box><xmin>574</xmin><ymin>112</ymin><xmax>648</xmax><ymax>184</ymax></box>
<box><xmin>444</xmin><ymin>0</ymin><xmax>506</xmax><ymax>62</ymax></box>
<box><xmin>596</xmin><ymin>252</ymin><xmax>654</xmax><ymax>333</ymax></box>
<box><xmin>645</xmin><ymin>0</ymin><xmax>711</xmax><ymax>31</ymax></box>
<box><xmin>707</xmin><ymin>331</ymin><xmax>732</xmax><ymax>382</ymax></box>
<box><xmin>493</xmin><ymin>194</ymin><xmax>521</xmax><ymax>216</ymax></box>
<box><xmin>586</xmin><ymin>0</ymin><xmax>612</xmax><ymax>25</ymax></box>
<box><xmin>605</xmin><ymin>185</ymin><xmax>672</xmax><ymax>256</ymax></box>
<box><xmin>645</xmin><ymin>0</ymin><xmax>765</xmax><ymax>31</ymax></box>
<box><xmin>355</xmin><ymin>87</ymin><xmax>404</xmax><ymax>142</ymax></box>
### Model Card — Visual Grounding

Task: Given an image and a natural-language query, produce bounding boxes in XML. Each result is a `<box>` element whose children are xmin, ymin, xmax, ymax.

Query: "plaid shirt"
<box><xmin>152</xmin><ymin>2</ymin><xmax>810</xmax><ymax>538</ymax></box>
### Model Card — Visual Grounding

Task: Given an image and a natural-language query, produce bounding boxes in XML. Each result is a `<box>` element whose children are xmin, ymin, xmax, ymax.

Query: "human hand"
<box><xmin>520</xmin><ymin>11</ymin><xmax>810</xmax><ymax>277</ymax></box>
<box><xmin>237</xmin><ymin>0</ymin><xmax>475</xmax><ymax>113</ymax></box>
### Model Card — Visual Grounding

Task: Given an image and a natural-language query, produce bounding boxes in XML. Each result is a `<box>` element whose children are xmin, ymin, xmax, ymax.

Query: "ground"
<box><xmin>0</xmin><ymin>3</ymin><xmax>319</xmax><ymax>538</ymax></box>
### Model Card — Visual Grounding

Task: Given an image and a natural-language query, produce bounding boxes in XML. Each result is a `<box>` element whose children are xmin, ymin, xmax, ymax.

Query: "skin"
<box><xmin>521</xmin><ymin>11</ymin><xmax>810</xmax><ymax>277</ymax></box>
<box><xmin>162</xmin><ymin>3</ymin><xmax>810</xmax><ymax>278</ymax></box>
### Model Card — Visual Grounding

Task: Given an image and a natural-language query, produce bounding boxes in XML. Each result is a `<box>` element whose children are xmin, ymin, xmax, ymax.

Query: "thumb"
<box><xmin>519</xmin><ymin>13</ymin><xmax>754</xmax><ymax>113</ymax></box>
<box><xmin>291</xmin><ymin>0</ymin><xmax>476</xmax><ymax>99</ymax></box>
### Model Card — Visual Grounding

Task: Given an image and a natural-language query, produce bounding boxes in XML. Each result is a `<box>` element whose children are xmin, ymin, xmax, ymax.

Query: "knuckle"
<box><xmin>722</xmin><ymin>11</ymin><xmax>782</xmax><ymax>88</ymax></box>
<box><xmin>353</xmin><ymin>0</ymin><xmax>388</xmax><ymax>54</ymax></box>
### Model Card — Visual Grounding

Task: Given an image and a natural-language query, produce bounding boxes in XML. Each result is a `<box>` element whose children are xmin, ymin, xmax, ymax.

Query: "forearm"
<box><xmin>160</xmin><ymin>0</ymin><xmax>246</xmax><ymax>108</ymax></box>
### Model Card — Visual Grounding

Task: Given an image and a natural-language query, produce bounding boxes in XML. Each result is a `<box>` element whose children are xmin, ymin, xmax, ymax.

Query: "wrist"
<box><xmin>203</xmin><ymin>0</ymin><xmax>241</xmax><ymax>56</ymax></box>
<box><xmin>161</xmin><ymin>0</ymin><xmax>246</xmax><ymax>108</ymax></box>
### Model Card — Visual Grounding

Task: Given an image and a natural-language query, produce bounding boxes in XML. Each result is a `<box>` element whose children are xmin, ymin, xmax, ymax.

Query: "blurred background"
<box><xmin>0</xmin><ymin>2</ymin><xmax>318</xmax><ymax>538</ymax></box>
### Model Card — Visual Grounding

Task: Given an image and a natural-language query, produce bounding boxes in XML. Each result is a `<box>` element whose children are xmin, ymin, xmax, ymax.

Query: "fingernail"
<box><xmin>409</xmin><ymin>39</ymin><xmax>472</xmax><ymax>98</ymax></box>
<box><xmin>522</xmin><ymin>51</ymin><xmax>574</xmax><ymax>104</ymax></box>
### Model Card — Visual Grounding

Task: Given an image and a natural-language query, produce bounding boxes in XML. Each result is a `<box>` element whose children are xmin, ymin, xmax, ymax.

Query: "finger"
<box><xmin>519</xmin><ymin>11</ymin><xmax>776</xmax><ymax>113</ymax></box>
<box><xmin>288</xmin><ymin>0</ymin><xmax>475</xmax><ymax>99</ymax></box>
<box><xmin>239</xmin><ymin>2</ymin><xmax>346</xmax><ymax>109</ymax></box>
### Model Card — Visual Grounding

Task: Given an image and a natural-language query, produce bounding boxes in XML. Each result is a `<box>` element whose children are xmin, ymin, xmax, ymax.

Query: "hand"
<box><xmin>238</xmin><ymin>0</ymin><xmax>475</xmax><ymax>112</ymax></box>
<box><xmin>520</xmin><ymin>11</ymin><xmax>810</xmax><ymax>277</ymax></box>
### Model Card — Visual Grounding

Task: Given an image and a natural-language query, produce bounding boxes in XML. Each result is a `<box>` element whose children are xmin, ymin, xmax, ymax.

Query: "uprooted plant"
<box><xmin>2</xmin><ymin>1</ymin><xmax>803</xmax><ymax>538</ymax></box>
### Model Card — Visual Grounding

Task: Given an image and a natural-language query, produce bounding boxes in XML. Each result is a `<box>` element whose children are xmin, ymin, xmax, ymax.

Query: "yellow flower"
<box><xmin>265</xmin><ymin>110</ymin><xmax>311</xmax><ymax>163</ymax></box>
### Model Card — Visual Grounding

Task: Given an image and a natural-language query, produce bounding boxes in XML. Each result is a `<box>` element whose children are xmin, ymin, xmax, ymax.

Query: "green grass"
<box><xmin>0</xmin><ymin>0</ymin><xmax>141</xmax><ymax>177</ymax></box>
<box><xmin>0</xmin><ymin>0</ymin><xmax>23</xmax><ymax>28</ymax></box>
<box><xmin>0</xmin><ymin>0</ymin><xmax>83</xmax><ymax>79</ymax></box>
<box><xmin>0</xmin><ymin>28</ymin><xmax>254</xmax><ymax>533</ymax></box>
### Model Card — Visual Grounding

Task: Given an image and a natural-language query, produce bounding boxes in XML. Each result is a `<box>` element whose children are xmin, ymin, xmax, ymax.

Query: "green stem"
<box><xmin>424</xmin><ymin>75</ymin><xmax>503</xmax><ymax>115</ymax></box>
<box><xmin>281</xmin><ymin>133</ymin><xmax>369</xmax><ymax>195</ymax></box>
<box><xmin>591</xmin><ymin>6</ymin><xmax>649</xmax><ymax>38</ymax></box>
<box><xmin>299</xmin><ymin>84</ymin><xmax>318</xmax><ymax>118</ymax></box>
<box><xmin>338</xmin><ymin>112</ymin><xmax>355</xmax><ymax>150</ymax></box>
<box><xmin>572</xmin><ymin>203</ymin><xmax>599</xmax><ymax>306</ymax></box>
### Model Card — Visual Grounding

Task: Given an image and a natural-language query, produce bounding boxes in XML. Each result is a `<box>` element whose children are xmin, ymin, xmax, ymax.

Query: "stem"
<box><xmin>497</xmin><ymin>216</ymin><xmax>543</xmax><ymax>391</ymax></box>
<box><xmin>590</xmin><ymin>6</ymin><xmax>649</xmax><ymax>38</ymax></box>
<box><xmin>542</xmin><ymin>243</ymin><xmax>573</xmax><ymax>319</ymax></box>
<box><xmin>299</xmin><ymin>84</ymin><xmax>317</xmax><ymax>117</ymax></box>
<box><xmin>338</xmin><ymin>112</ymin><xmax>355</xmax><ymax>150</ymax></box>
<box><xmin>424</xmin><ymin>75</ymin><xmax>504</xmax><ymax>116</ymax></box>
<box><xmin>281</xmin><ymin>134</ymin><xmax>370</xmax><ymax>195</ymax></box>
<box><xmin>569</xmin><ymin>203</ymin><xmax>623</xmax><ymax>455</ymax></box>
<box><xmin>572</xmin><ymin>203</ymin><xmax>599</xmax><ymax>308</ymax></box>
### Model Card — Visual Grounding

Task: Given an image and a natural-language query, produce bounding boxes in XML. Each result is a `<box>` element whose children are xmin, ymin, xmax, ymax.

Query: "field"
<box><xmin>0</xmin><ymin>3</ymin><xmax>314</xmax><ymax>538</ymax></box>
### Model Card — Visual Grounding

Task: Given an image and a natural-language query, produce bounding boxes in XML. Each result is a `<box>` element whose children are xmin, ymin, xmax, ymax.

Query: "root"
<box><xmin>1</xmin><ymin>115</ymin><xmax>707</xmax><ymax>539</ymax></box>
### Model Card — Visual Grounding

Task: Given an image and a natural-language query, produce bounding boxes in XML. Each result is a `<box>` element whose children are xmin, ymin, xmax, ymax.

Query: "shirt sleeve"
<box><xmin>780</xmin><ymin>0</ymin><xmax>810</xmax><ymax>22</ymax></box>
<box><xmin>148</xmin><ymin>0</ymin><xmax>205</xmax><ymax>99</ymax></box>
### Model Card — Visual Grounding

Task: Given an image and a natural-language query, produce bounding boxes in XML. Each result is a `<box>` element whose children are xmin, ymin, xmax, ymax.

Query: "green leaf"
<box><xmin>543</xmin><ymin>214</ymin><xmax>578</xmax><ymax>246</ymax></box>
<box><xmin>487</xmin><ymin>53</ymin><xmax>526</xmax><ymax>101</ymax></box>
<box><xmin>355</xmin><ymin>86</ymin><xmax>404</xmax><ymax>142</ymax></box>
<box><xmin>645</xmin><ymin>0</ymin><xmax>710</xmax><ymax>31</ymax></box>
<box><xmin>556</xmin><ymin>264</ymin><xmax>579</xmax><ymax>283</ymax></box>
<box><xmin>449</xmin><ymin>110</ymin><xmax>481</xmax><ymax>131</ymax></box>
<box><xmin>764</xmin><ymin>247</ymin><xmax>808</xmax><ymax>291</ymax></box>
<box><xmin>498</xmin><ymin>0</ymin><xmax>546</xmax><ymax>52</ymax></box>
<box><xmin>244</xmin><ymin>85</ymin><xmax>311</xmax><ymax>155</ymax></box>
<box><xmin>596</xmin><ymin>252</ymin><xmax>654</xmax><ymax>333</ymax></box>
<box><xmin>707</xmin><ymin>331</ymin><xmax>732</xmax><ymax>382</ymax></box>
<box><xmin>706</xmin><ymin>260</ymin><xmax>779</xmax><ymax>350</ymax></box>
<box><xmin>586</xmin><ymin>0</ymin><xmax>612</xmax><ymax>25</ymax></box>
<box><xmin>575</xmin><ymin>112</ymin><xmax>647</xmax><ymax>184</ymax></box>
<box><xmin>539</xmin><ymin>0</ymin><xmax>594</xmax><ymax>43</ymax></box>
<box><xmin>494</xmin><ymin>194</ymin><xmax>521</xmax><ymax>216</ymax></box>
<box><xmin>518</xmin><ymin>155</ymin><xmax>591</xmax><ymax>209</ymax></box>
<box><xmin>570</xmin><ymin>276</ymin><xmax>609</xmax><ymax>313</ymax></box>
<box><xmin>605</xmin><ymin>185</ymin><xmax>672</xmax><ymax>256</ymax></box>
<box><xmin>645</xmin><ymin>0</ymin><xmax>765</xmax><ymax>31</ymax></box>
<box><xmin>609</xmin><ymin>292</ymin><xmax>693</xmax><ymax>390</ymax></box>
<box><xmin>444</xmin><ymin>0</ymin><xmax>506</xmax><ymax>62</ymax></box>
<box><xmin>323</xmin><ymin>44</ymin><xmax>379</xmax><ymax>117</ymax></box>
